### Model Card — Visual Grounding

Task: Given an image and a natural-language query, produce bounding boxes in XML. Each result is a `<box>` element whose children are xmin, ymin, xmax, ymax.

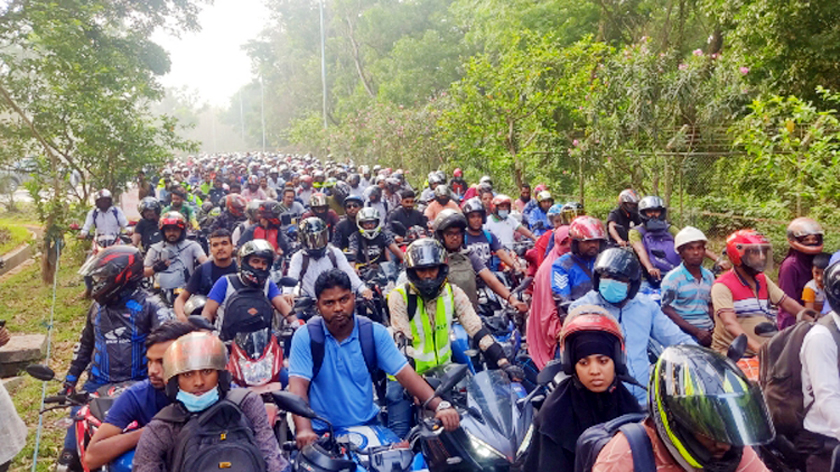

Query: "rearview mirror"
<box><xmin>26</xmin><ymin>364</ymin><xmax>56</xmax><ymax>382</ymax></box>
<box><xmin>754</xmin><ymin>322</ymin><xmax>778</xmax><ymax>338</ymax></box>
<box><xmin>279</xmin><ymin>277</ymin><xmax>298</xmax><ymax>288</ymax></box>
<box><xmin>271</xmin><ymin>391</ymin><xmax>318</xmax><ymax>419</ymax></box>
<box><xmin>727</xmin><ymin>334</ymin><xmax>748</xmax><ymax>363</ymax></box>
<box><xmin>537</xmin><ymin>360</ymin><xmax>564</xmax><ymax>386</ymax></box>
<box><xmin>435</xmin><ymin>364</ymin><xmax>469</xmax><ymax>397</ymax></box>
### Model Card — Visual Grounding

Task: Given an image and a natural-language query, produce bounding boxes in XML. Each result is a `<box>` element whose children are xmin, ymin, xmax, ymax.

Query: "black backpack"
<box><xmin>155</xmin><ymin>389</ymin><xmax>267</xmax><ymax>472</ymax></box>
<box><xmin>220</xmin><ymin>275</ymin><xmax>274</xmax><ymax>342</ymax></box>
<box><xmin>574</xmin><ymin>413</ymin><xmax>655</xmax><ymax>472</ymax></box>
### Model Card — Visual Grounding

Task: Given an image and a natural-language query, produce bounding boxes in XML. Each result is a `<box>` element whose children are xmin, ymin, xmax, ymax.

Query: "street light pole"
<box><xmin>260</xmin><ymin>75</ymin><xmax>266</xmax><ymax>152</ymax></box>
<box><xmin>319</xmin><ymin>0</ymin><xmax>328</xmax><ymax>130</ymax></box>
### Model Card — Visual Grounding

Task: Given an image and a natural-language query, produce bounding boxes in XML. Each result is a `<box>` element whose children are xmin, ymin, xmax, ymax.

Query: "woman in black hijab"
<box><xmin>524</xmin><ymin>304</ymin><xmax>642</xmax><ymax>471</ymax></box>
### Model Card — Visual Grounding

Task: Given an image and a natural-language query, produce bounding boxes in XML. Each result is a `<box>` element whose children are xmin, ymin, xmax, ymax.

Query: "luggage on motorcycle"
<box><xmin>759</xmin><ymin>317</ymin><xmax>840</xmax><ymax>437</ymax></box>
<box><xmin>220</xmin><ymin>275</ymin><xmax>274</xmax><ymax>341</ymax></box>
<box><xmin>636</xmin><ymin>226</ymin><xmax>680</xmax><ymax>274</ymax></box>
<box><xmin>447</xmin><ymin>251</ymin><xmax>478</xmax><ymax>307</ymax></box>
<box><xmin>574</xmin><ymin>412</ymin><xmax>655</xmax><ymax>472</ymax></box>
<box><xmin>155</xmin><ymin>389</ymin><xmax>266</xmax><ymax>472</ymax></box>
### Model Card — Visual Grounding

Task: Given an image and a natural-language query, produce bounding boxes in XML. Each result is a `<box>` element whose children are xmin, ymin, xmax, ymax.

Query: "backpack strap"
<box><xmin>111</xmin><ymin>207</ymin><xmax>119</xmax><ymax>221</ymax></box>
<box><xmin>483</xmin><ymin>229</ymin><xmax>492</xmax><ymax>244</ymax></box>
<box><xmin>153</xmin><ymin>403</ymin><xmax>191</xmax><ymax>424</ymax></box>
<box><xmin>618</xmin><ymin>422</ymin><xmax>656</xmax><ymax>472</ymax></box>
<box><xmin>407</xmin><ymin>290</ymin><xmax>419</xmax><ymax>322</ymax></box>
<box><xmin>327</xmin><ymin>249</ymin><xmax>338</xmax><ymax>268</ymax></box>
<box><xmin>225</xmin><ymin>387</ymin><xmax>250</xmax><ymax>408</ymax></box>
<box><xmin>307</xmin><ymin>315</ymin><xmax>379</xmax><ymax>382</ymax></box>
<box><xmin>357</xmin><ymin>316</ymin><xmax>379</xmax><ymax>378</ymax></box>
<box><xmin>300</xmin><ymin>253</ymin><xmax>311</xmax><ymax>281</ymax></box>
<box><xmin>228</xmin><ymin>273</ymin><xmax>245</xmax><ymax>291</ymax></box>
<box><xmin>307</xmin><ymin>316</ymin><xmax>326</xmax><ymax>381</ymax></box>
<box><xmin>200</xmin><ymin>262</ymin><xmax>213</xmax><ymax>295</ymax></box>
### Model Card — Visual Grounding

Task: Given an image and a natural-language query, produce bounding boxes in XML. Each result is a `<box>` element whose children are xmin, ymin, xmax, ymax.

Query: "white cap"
<box><xmin>674</xmin><ymin>226</ymin><xmax>707</xmax><ymax>252</ymax></box>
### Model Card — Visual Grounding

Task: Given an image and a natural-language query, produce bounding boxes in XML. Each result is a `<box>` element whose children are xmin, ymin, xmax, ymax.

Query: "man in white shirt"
<box><xmin>80</xmin><ymin>189</ymin><xmax>128</xmax><ymax>239</ymax></box>
<box><xmin>800</xmin><ymin>261</ymin><xmax>840</xmax><ymax>471</ymax></box>
<box><xmin>484</xmin><ymin>194</ymin><xmax>535</xmax><ymax>248</ymax></box>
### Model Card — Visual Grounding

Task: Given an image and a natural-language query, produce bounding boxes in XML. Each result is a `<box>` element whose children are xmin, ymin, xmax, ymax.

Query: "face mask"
<box><xmin>498</xmin><ymin>210</ymin><xmax>510</xmax><ymax>219</ymax></box>
<box><xmin>599</xmin><ymin>279</ymin><xmax>629</xmax><ymax>304</ymax></box>
<box><xmin>176</xmin><ymin>387</ymin><xmax>220</xmax><ymax>412</ymax></box>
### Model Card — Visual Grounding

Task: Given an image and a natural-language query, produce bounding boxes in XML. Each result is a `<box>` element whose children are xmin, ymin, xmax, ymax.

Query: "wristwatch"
<box><xmin>435</xmin><ymin>400</ymin><xmax>453</xmax><ymax>412</ymax></box>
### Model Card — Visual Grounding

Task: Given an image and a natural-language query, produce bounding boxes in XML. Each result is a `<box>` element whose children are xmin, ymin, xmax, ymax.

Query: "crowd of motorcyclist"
<box><xmin>33</xmin><ymin>151</ymin><xmax>840</xmax><ymax>472</ymax></box>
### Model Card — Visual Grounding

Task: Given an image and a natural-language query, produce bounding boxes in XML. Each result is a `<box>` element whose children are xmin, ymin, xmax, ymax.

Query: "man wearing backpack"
<box><xmin>133</xmin><ymin>331</ymin><xmax>289</xmax><ymax>472</ymax></box>
<box><xmin>795</xmin><ymin>261</ymin><xmax>840</xmax><ymax>471</ymax></box>
<box><xmin>462</xmin><ymin>198</ymin><xmax>522</xmax><ymax>272</ymax></box>
<box><xmin>79</xmin><ymin>189</ymin><xmax>128</xmax><ymax>240</ymax></box>
<box><xmin>202</xmin><ymin>240</ymin><xmax>297</xmax><ymax>341</ymax></box>
<box><xmin>588</xmin><ymin>345</ymin><xmax>772</xmax><ymax>472</ymax></box>
<box><xmin>173</xmin><ymin>229</ymin><xmax>238</xmax><ymax>321</ymax></box>
<box><xmin>288</xmin><ymin>269</ymin><xmax>460</xmax><ymax>449</ymax></box>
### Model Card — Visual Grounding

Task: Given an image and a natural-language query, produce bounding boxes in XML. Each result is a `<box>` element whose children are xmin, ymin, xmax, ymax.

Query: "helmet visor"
<box><xmin>301</xmin><ymin>227</ymin><xmax>328</xmax><ymax>251</ymax></box>
<box><xmin>406</xmin><ymin>242</ymin><xmax>446</xmax><ymax>268</ymax></box>
<box><xmin>741</xmin><ymin>244</ymin><xmax>772</xmax><ymax>273</ymax></box>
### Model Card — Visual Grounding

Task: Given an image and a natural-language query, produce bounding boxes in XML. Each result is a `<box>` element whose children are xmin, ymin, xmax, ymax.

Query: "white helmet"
<box><xmin>674</xmin><ymin>226</ymin><xmax>707</xmax><ymax>252</ymax></box>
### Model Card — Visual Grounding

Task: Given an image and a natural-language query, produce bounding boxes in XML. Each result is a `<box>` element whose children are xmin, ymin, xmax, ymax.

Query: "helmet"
<box><xmin>453</xmin><ymin>168</ymin><xmax>463</xmax><ymax>178</ymax></box>
<box><xmin>462</xmin><ymin>197</ymin><xmax>486</xmax><ymax>224</ymax></box>
<box><xmin>405</xmin><ymin>239</ymin><xmax>450</xmax><ymax>300</ymax></box>
<box><xmin>309</xmin><ymin>192</ymin><xmax>328</xmax><ymax>210</ymax></box>
<box><xmin>138</xmin><ymin>197</ymin><xmax>161</xmax><ymax>217</ymax></box>
<box><xmin>258</xmin><ymin>200</ymin><xmax>282</xmax><ymax>226</ymax></box>
<box><xmin>344</xmin><ymin>195</ymin><xmax>364</xmax><ymax>208</ymax></box>
<box><xmin>247</xmin><ymin>175</ymin><xmax>259</xmax><ymax>186</ymax></box>
<box><xmin>477</xmin><ymin>183</ymin><xmax>493</xmax><ymax>197</ymax></box>
<box><xmin>163</xmin><ymin>331</ymin><xmax>230</xmax><ymax>400</ymax></box>
<box><xmin>479</xmin><ymin>176</ymin><xmax>493</xmax><ymax>188</ymax></box>
<box><xmin>95</xmin><ymin>189</ymin><xmax>113</xmax><ymax>204</ymax></box>
<box><xmin>158</xmin><ymin>211</ymin><xmax>187</xmax><ymax>242</ymax></box>
<box><xmin>433</xmin><ymin>209</ymin><xmax>467</xmax><ymax>243</ymax></box>
<box><xmin>225</xmin><ymin>194</ymin><xmax>247</xmax><ymax>218</ymax></box>
<box><xmin>726</xmin><ymin>229</ymin><xmax>772</xmax><ymax>274</ymax></box>
<box><xmin>428</xmin><ymin>172</ymin><xmax>445</xmax><ymax>186</ymax></box>
<box><xmin>558</xmin><ymin>305</ymin><xmax>626</xmax><ymax>376</ymax></box>
<box><xmin>332</xmin><ymin>181</ymin><xmax>351</xmax><ymax>205</ymax></box>
<box><xmin>569</xmin><ymin>216</ymin><xmax>607</xmax><ymax>255</ymax></box>
<box><xmin>593</xmin><ymin>248</ymin><xmax>642</xmax><ymax>303</ymax></box>
<box><xmin>183</xmin><ymin>295</ymin><xmax>207</xmax><ymax>317</ymax></box>
<box><xmin>491</xmin><ymin>194</ymin><xmax>512</xmax><ymax>213</ymax></box>
<box><xmin>312</xmin><ymin>170</ymin><xmax>326</xmax><ymax>184</ymax></box>
<box><xmin>300</xmin><ymin>175</ymin><xmax>313</xmax><ymax>185</ymax></box>
<box><xmin>83</xmin><ymin>245</ymin><xmax>145</xmax><ymax>306</ymax></box>
<box><xmin>618</xmin><ymin>189</ymin><xmax>639</xmax><ymax>204</ymax></box>
<box><xmin>547</xmin><ymin>203</ymin><xmax>564</xmax><ymax>221</ymax></box>
<box><xmin>433</xmin><ymin>185</ymin><xmax>451</xmax><ymax>200</ymax></box>
<box><xmin>245</xmin><ymin>199</ymin><xmax>263</xmax><ymax>222</ymax></box>
<box><xmin>348</xmin><ymin>173</ymin><xmax>361</xmax><ymax>187</ymax></box>
<box><xmin>560</xmin><ymin>201</ymin><xmax>585</xmax><ymax>225</ymax></box>
<box><xmin>239</xmin><ymin>240</ymin><xmax>275</xmax><ymax>287</ymax></box>
<box><xmin>356</xmin><ymin>207</ymin><xmax>383</xmax><ymax>240</ymax></box>
<box><xmin>534</xmin><ymin>184</ymin><xmax>547</xmax><ymax>194</ymax></box>
<box><xmin>299</xmin><ymin>217</ymin><xmax>330</xmax><ymax>258</ymax></box>
<box><xmin>536</xmin><ymin>190</ymin><xmax>553</xmax><ymax>203</ymax></box>
<box><xmin>786</xmin><ymin>217</ymin><xmax>824</xmax><ymax>254</ymax></box>
<box><xmin>638</xmin><ymin>196</ymin><xmax>667</xmax><ymax>230</ymax></box>
<box><xmin>823</xmin><ymin>261</ymin><xmax>840</xmax><ymax>313</ymax></box>
<box><xmin>674</xmin><ymin>226</ymin><xmax>707</xmax><ymax>252</ymax></box>
<box><xmin>649</xmin><ymin>345</ymin><xmax>774</xmax><ymax>471</ymax></box>
<box><xmin>372</xmin><ymin>165</ymin><xmax>382</xmax><ymax>173</ymax></box>
<box><xmin>360</xmin><ymin>165</ymin><xmax>371</xmax><ymax>176</ymax></box>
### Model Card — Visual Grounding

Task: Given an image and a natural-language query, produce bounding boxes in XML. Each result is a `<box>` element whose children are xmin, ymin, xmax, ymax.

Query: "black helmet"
<box><xmin>432</xmin><ymin>209</ymin><xmax>467</xmax><ymax>243</ymax></box>
<box><xmin>239</xmin><ymin>240</ymin><xmax>275</xmax><ymax>287</ymax></box>
<box><xmin>138</xmin><ymin>197</ymin><xmax>161</xmax><ymax>218</ymax></box>
<box><xmin>461</xmin><ymin>197</ymin><xmax>486</xmax><ymax>224</ymax></box>
<box><xmin>332</xmin><ymin>181</ymin><xmax>351</xmax><ymax>205</ymax></box>
<box><xmin>433</xmin><ymin>185</ymin><xmax>451</xmax><ymax>202</ymax></box>
<box><xmin>650</xmin><ymin>345</ymin><xmax>775</xmax><ymax>471</ymax></box>
<box><xmin>83</xmin><ymin>245</ymin><xmax>145</xmax><ymax>305</ymax></box>
<box><xmin>258</xmin><ymin>200</ymin><xmax>282</xmax><ymax>227</ymax></box>
<box><xmin>824</xmin><ymin>261</ymin><xmax>840</xmax><ymax>313</ymax></box>
<box><xmin>348</xmin><ymin>173</ymin><xmax>361</xmax><ymax>187</ymax></box>
<box><xmin>593</xmin><ymin>248</ymin><xmax>642</xmax><ymax>303</ymax></box>
<box><xmin>405</xmin><ymin>239</ymin><xmax>450</xmax><ymax>300</ymax></box>
<box><xmin>638</xmin><ymin>196</ymin><xmax>668</xmax><ymax>231</ymax></box>
<box><xmin>299</xmin><ymin>217</ymin><xmax>330</xmax><ymax>258</ymax></box>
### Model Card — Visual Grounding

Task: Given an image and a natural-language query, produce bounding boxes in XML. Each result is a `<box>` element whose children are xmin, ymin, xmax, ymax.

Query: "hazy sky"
<box><xmin>153</xmin><ymin>0</ymin><xmax>270</xmax><ymax>107</ymax></box>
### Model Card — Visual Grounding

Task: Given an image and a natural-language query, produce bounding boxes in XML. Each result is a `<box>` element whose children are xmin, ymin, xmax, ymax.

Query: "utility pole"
<box><xmin>319</xmin><ymin>0</ymin><xmax>328</xmax><ymax>129</ymax></box>
<box><xmin>260</xmin><ymin>76</ymin><xmax>266</xmax><ymax>152</ymax></box>
<box><xmin>239</xmin><ymin>91</ymin><xmax>245</xmax><ymax>142</ymax></box>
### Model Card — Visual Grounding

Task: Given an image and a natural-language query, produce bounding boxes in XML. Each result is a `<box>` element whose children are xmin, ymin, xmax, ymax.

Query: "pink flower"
<box><xmin>678</xmin><ymin>63</ymin><xmax>688</xmax><ymax>71</ymax></box>
<box><xmin>693</xmin><ymin>49</ymin><xmax>703</xmax><ymax>56</ymax></box>
<box><xmin>572</xmin><ymin>139</ymin><xmax>579</xmax><ymax>147</ymax></box>
<box><xmin>739</xmin><ymin>66</ymin><xmax>750</xmax><ymax>75</ymax></box>
<box><xmin>711</xmin><ymin>53</ymin><xmax>720</xmax><ymax>60</ymax></box>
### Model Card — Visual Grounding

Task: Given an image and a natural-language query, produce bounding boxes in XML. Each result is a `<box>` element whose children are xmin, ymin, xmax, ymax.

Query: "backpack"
<box><xmin>636</xmin><ymin>226</ymin><xmax>681</xmax><ymax>274</ymax></box>
<box><xmin>155</xmin><ymin>389</ymin><xmax>266</xmax><ymax>472</ymax></box>
<box><xmin>758</xmin><ymin>316</ymin><xmax>840</xmax><ymax>437</ymax></box>
<box><xmin>447</xmin><ymin>251</ymin><xmax>478</xmax><ymax>307</ymax></box>
<box><xmin>219</xmin><ymin>275</ymin><xmax>274</xmax><ymax>342</ymax></box>
<box><xmin>93</xmin><ymin>207</ymin><xmax>120</xmax><ymax>228</ymax></box>
<box><xmin>574</xmin><ymin>413</ymin><xmax>655</xmax><ymax>472</ymax></box>
<box><xmin>199</xmin><ymin>262</ymin><xmax>215</xmax><ymax>296</ymax></box>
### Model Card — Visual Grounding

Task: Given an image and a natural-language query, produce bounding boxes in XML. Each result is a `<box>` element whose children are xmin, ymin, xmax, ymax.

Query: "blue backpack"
<box><xmin>637</xmin><ymin>226</ymin><xmax>681</xmax><ymax>274</ymax></box>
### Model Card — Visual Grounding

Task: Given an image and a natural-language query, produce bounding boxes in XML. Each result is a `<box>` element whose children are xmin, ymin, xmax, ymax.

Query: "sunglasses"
<box><xmin>345</xmin><ymin>203</ymin><xmax>361</xmax><ymax>209</ymax></box>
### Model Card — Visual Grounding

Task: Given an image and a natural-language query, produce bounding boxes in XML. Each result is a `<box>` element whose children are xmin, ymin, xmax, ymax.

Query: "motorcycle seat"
<box><xmin>90</xmin><ymin>397</ymin><xmax>115</xmax><ymax>422</ymax></box>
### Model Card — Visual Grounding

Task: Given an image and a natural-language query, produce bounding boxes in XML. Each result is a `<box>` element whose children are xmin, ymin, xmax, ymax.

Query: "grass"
<box><xmin>0</xmin><ymin>220</ymin><xmax>33</xmax><ymax>256</ymax></box>
<box><xmin>2</xmin><ymin>239</ymin><xmax>91</xmax><ymax>472</ymax></box>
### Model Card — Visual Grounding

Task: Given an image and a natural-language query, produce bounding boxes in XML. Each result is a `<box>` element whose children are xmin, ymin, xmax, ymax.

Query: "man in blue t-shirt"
<box><xmin>288</xmin><ymin>269</ymin><xmax>460</xmax><ymax>449</ymax></box>
<box><xmin>83</xmin><ymin>321</ymin><xmax>198</xmax><ymax>470</ymax></box>
<box><xmin>173</xmin><ymin>229</ymin><xmax>238</xmax><ymax>321</ymax></box>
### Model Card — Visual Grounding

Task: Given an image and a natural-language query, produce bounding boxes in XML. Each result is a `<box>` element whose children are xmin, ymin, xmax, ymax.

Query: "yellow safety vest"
<box><xmin>392</xmin><ymin>283</ymin><xmax>455</xmax><ymax>374</ymax></box>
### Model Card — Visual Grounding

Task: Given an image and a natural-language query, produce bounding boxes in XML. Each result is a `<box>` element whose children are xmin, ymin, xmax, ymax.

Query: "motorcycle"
<box><xmin>357</xmin><ymin>260</ymin><xmax>399</xmax><ymax>324</ymax></box>
<box><xmin>26</xmin><ymin>364</ymin><xmax>135</xmax><ymax>472</ymax></box>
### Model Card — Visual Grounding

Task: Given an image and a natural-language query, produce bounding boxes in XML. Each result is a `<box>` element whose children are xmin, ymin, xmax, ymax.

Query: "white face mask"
<box><xmin>498</xmin><ymin>210</ymin><xmax>510</xmax><ymax>219</ymax></box>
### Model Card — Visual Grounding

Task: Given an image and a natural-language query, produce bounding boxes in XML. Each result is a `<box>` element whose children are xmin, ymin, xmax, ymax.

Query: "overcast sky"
<box><xmin>153</xmin><ymin>0</ymin><xmax>270</xmax><ymax>107</ymax></box>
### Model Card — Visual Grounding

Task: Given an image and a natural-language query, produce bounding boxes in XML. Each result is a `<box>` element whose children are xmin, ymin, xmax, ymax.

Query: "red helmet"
<box><xmin>726</xmin><ymin>229</ymin><xmax>772</xmax><ymax>273</ymax></box>
<box><xmin>491</xmin><ymin>194</ymin><xmax>512</xmax><ymax>212</ymax></box>
<box><xmin>300</xmin><ymin>175</ymin><xmax>313</xmax><ymax>184</ymax></box>
<box><xmin>569</xmin><ymin>216</ymin><xmax>607</xmax><ymax>241</ymax></box>
<box><xmin>247</xmin><ymin>175</ymin><xmax>259</xmax><ymax>186</ymax></box>
<box><xmin>453</xmin><ymin>168</ymin><xmax>463</xmax><ymax>178</ymax></box>
<box><xmin>786</xmin><ymin>217</ymin><xmax>824</xmax><ymax>255</ymax></box>
<box><xmin>159</xmin><ymin>211</ymin><xmax>187</xmax><ymax>233</ymax></box>
<box><xmin>225</xmin><ymin>194</ymin><xmax>247</xmax><ymax>217</ymax></box>
<box><xmin>558</xmin><ymin>305</ymin><xmax>626</xmax><ymax>375</ymax></box>
<box><xmin>534</xmin><ymin>184</ymin><xmax>547</xmax><ymax>194</ymax></box>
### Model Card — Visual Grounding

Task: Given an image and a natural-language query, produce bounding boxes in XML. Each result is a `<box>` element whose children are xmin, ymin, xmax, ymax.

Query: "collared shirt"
<box><xmin>283</xmin><ymin>245</ymin><xmax>365</xmax><ymax>297</ymax></box>
<box><xmin>801</xmin><ymin>311</ymin><xmax>840</xmax><ymax>441</ymax></box>
<box><xmin>80</xmin><ymin>205</ymin><xmax>128</xmax><ymax>238</ymax></box>
<box><xmin>485</xmin><ymin>214</ymin><xmax>521</xmax><ymax>248</ymax></box>
<box><xmin>711</xmin><ymin>270</ymin><xmax>786</xmax><ymax>356</ymax></box>
<box><xmin>570</xmin><ymin>291</ymin><xmax>696</xmax><ymax>405</ymax></box>
<box><xmin>660</xmin><ymin>263</ymin><xmax>714</xmax><ymax>331</ymax></box>
<box><xmin>289</xmin><ymin>316</ymin><xmax>408</xmax><ymax>429</ymax></box>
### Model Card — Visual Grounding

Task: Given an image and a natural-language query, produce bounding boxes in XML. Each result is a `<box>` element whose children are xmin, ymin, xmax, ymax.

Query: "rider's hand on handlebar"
<box><xmin>61</xmin><ymin>381</ymin><xmax>76</xmax><ymax>397</ymax></box>
<box><xmin>295</xmin><ymin>429</ymin><xmax>320</xmax><ymax>450</ymax></box>
<box><xmin>152</xmin><ymin>260</ymin><xmax>169</xmax><ymax>273</ymax></box>
<box><xmin>434</xmin><ymin>407</ymin><xmax>460</xmax><ymax>432</ymax></box>
<box><xmin>501</xmin><ymin>363</ymin><xmax>525</xmax><ymax>382</ymax></box>
<box><xmin>647</xmin><ymin>267</ymin><xmax>661</xmax><ymax>280</ymax></box>
<box><xmin>361</xmin><ymin>288</ymin><xmax>374</xmax><ymax>300</ymax></box>
<box><xmin>511</xmin><ymin>299</ymin><xmax>528</xmax><ymax>314</ymax></box>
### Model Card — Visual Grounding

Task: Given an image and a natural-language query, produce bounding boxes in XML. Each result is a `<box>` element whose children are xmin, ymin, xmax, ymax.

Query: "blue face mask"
<box><xmin>599</xmin><ymin>279</ymin><xmax>629</xmax><ymax>304</ymax></box>
<box><xmin>177</xmin><ymin>387</ymin><xmax>220</xmax><ymax>412</ymax></box>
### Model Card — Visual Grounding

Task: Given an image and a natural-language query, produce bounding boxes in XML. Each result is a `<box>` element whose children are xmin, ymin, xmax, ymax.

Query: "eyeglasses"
<box><xmin>443</xmin><ymin>230</ymin><xmax>463</xmax><ymax>238</ymax></box>
<box><xmin>345</xmin><ymin>203</ymin><xmax>361</xmax><ymax>209</ymax></box>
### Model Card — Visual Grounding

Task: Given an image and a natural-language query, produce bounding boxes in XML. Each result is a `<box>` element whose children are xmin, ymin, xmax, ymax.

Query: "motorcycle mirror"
<box><xmin>537</xmin><ymin>360</ymin><xmax>564</xmax><ymax>386</ymax></box>
<box><xmin>830</xmin><ymin>444</ymin><xmax>840</xmax><ymax>472</ymax></box>
<box><xmin>271</xmin><ymin>391</ymin><xmax>319</xmax><ymax>419</ymax></box>
<box><xmin>279</xmin><ymin>277</ymin><xmax>298</xmax><ymax>288</ymax></box>
<box><xmin>754</xmin><ymin>322</ymin><xmax>779</xmax><ymax>338</ymax></box>
<box><xmin>187</xmin><ymin>315</ymin><xmax>215</xmax><ymax>331</ymax></box>
<box><xmin>727</xmin><ymin>334</ymin><xmax>748</xmax><ymax>363</ymax></box>
<box><xmin>434</xmin><ymin>364</ymin><xmax>469</xmax><ymax>397</ymax></box>
<box><xmin>26</xmin><ymin>364</ymin><xmax>56</xmax><ymax>382</ymax></box>
<box><xmin>390</xmin><ymin>221</ymin><xmax>407</xmax><ymax>236</ymax></box>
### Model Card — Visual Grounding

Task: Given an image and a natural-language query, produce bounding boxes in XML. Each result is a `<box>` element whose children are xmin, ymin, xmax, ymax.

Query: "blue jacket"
<box><xmin>570</xmin><ymin>290</ymin><xmax>696</xmax><ymax>404</ymax></box>
<box><xmin>551</xmin><ymin>254</ymin><xmax>595</xmax><ymax>303</ymax></box>
<box><xmin>528</xmin><ymin>207</ymin><xmax>551</xmax><ymax>236</ymax></box>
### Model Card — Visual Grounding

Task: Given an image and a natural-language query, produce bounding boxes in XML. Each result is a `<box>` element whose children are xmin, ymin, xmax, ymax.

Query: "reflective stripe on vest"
<box><xmin>395</xmin><ymin>284</ymin><xmax>454</xmax><ymax>374</ymax></box>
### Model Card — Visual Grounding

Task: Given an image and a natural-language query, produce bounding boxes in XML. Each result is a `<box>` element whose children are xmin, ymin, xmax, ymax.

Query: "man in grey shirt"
<box><xmin>143</xmin><ymin>211</ymin><xmax>207</xmax><ymax>290</ymax></box>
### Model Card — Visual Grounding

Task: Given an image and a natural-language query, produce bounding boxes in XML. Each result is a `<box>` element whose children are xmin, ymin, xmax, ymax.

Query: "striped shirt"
<box><xmin>660</xmin><ymin>263</ymin><xmax>714</xmax><ymax>331</ymax></box>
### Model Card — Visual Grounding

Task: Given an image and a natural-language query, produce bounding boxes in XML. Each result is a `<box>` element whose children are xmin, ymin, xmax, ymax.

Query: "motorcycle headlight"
<box><xmin>465</xmin><ymin>430</ymin><xmax>507</xmax><ymax>461</ymax></box>
<box><xmin>516</xmin><ymin>424</ymin><xmax>534</xmax><ymax>459</ymax></box>
<box><xmin>239</xmin><ymin>351</ymin><xmax>274</xmax><ymax>386</ymax></box>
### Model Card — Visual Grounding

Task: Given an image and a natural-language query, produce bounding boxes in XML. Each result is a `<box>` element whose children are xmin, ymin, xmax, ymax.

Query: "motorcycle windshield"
<box><xmin>467</xmin><ymin>370</ymin><xmax>515</xmax><ymax>439</ymax></box>
<box><xmin>233</xmin><ymin>328</ymin><xmax>270</xmax><ymax>360</ymax></box>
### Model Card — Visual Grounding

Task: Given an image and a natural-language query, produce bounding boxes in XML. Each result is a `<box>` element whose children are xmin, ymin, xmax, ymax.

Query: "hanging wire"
<box><xmin>31</xmin><ymin>237</ymin><xmax>60</xmax><ymax>472</ymax></box>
